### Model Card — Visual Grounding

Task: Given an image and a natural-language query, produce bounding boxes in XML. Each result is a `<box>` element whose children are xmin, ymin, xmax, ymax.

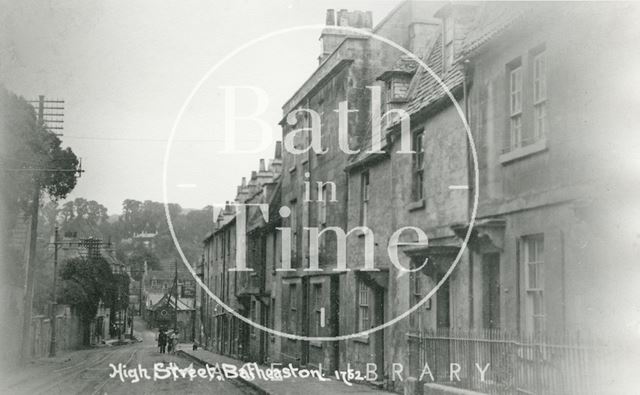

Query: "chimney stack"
<box><xmin>319</xmin><ymin>9</ymin><xmax>373</xmax><ymax>64</ymax></box>
<box><xmin>337</xmin><ymin>9</ymin><xmax>348</xmax><ymax>26</ymax></box>
<box><xmin>325</xmin><ymin>9</ymin><xmax>335</xmax><ymax>26</ymax></box>
<box><xmin>275</xmin><ymin>141</ymin><xmax>282</xmax><ymax>159</ymax></box>
<box><xmin>259</xmin><ymin>159</ymin><xmax>266</xmax><ymax>171</ymax></box>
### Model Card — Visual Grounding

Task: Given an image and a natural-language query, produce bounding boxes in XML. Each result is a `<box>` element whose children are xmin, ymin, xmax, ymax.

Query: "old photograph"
<box><xmin>1</xmin><ymin>1</ymin><xmax>640</xmax><ymax>394</ymax></box>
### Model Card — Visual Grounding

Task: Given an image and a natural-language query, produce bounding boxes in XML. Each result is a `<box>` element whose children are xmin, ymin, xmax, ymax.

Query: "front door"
<box><xmin>436</xmin><ymin>273</ymin><xmax>450</xmax><ymax>328</ymax></box>
<box><xmin>372</xmin><ymin>286</ymin><xmax>385</xmax><ymax>381</ymax></box>
<box><xmin>262</xmin><ymin>301</ymin><xmax>269</xmax><ymax>362</ymax></box>
<box><xmin>435</xmin><ymin>273</ymin><xmax>450</xmax><ymax>381</ymax></box>
<box><xmin>482</xmin><ymin>253</ymin><xmax>500</xmax><ymax>329</ymax></box>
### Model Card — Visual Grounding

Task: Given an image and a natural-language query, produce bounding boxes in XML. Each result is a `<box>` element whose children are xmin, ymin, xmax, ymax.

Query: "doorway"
<box><xmin>482</xmin><ymin>253</ymin><xmax>500</xmax><ymax>329</ymax></box>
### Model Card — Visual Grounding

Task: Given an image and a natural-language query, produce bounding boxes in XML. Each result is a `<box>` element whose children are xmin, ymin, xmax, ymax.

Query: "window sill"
<box><xmin>354</xmin><ymin>334</ymin><xmax>370</xmax><ymax>344</ymax></box>
<box><xmin>288</xmin><ymin>166</ymin><xmax>297</xmax><ymax>173</ymax></box>
<box><xmin>407</xmin><ymin>199</ymin><xmax>425</xmax><ymax>212</ymax></box>
<box><xmin>500</xmin><ymin>138</ymin><xmax>547</xmax><ymax>164</ymax></box>
<box><xmin>310</xmin><ymin>340</ymin><xmax>323</xmax><ymax>348</ymax></box>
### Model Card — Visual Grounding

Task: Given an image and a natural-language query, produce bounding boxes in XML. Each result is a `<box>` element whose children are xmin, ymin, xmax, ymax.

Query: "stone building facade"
<box><xmin>196</xmin><ymin>2</ymin><xmax>640</xmax><ymax>393</ymax></box>
<box><xmin>199</xmin><ymin>144</ymin><xmax>283</xmax><ymax>362</ymax></box>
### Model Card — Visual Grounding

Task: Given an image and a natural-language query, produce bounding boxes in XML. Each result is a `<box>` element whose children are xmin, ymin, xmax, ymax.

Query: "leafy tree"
<box><xmin>127</xmin><ymin>247</ymin><xmax>161</xmax><ymax>280</ymax></box>
<box><xmin>0</xmin><ymin>87</ymin><xmax>80</xmax><ymax>217</ymax></box>
<box><xmin>0</xmin><ymin>87</ymin><xmax>80</xmax><ymax>296</ymax></box>
<box><xmin>59</xmin><ymin>256</ymin><xmax>114</xmax><ymax>344</ymax></box>
<box><xmin>107</xmin><ymin>272</ymin><xmax>130</xmax><ymax>312</ymax></box>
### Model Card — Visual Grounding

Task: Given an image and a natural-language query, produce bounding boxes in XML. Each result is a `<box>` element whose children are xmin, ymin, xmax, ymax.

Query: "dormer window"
<box><xmin>442</xmin><ymin>15</ymin><xmax>455</xmax><ymax>72</ymax></box>
<box><xmin>380</xmin><ymin>72</ymin><xmax>411</xmax><ymax>103</ymax></box>
<box><xmin>388</xmin><ymin>78</ymin><xmax>410</xmax><ymax>101</ymax></box>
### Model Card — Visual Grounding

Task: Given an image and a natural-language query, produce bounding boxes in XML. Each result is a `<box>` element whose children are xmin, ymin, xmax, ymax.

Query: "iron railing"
<box><xmin>407</xmin><ymin>328</ymin><xmax>617</xmax><ymax>395</ymax></box>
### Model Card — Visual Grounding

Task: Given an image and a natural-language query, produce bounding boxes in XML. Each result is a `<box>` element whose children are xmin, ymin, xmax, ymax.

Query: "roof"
<box><xmin>148</xmin><ymin>293</ymin><xmax>194</xmax><ymax>311</ymax></box>
<box><xmin>347</xmin><ymin>28</ymin><xmax>462</xmax><ymax>170</ymax></box>
<box><xmin>377</xmin><ymin>55</ymin><xmax>419</xmax><ymax>81</ymax></box>
<box><xmin>405</xmin><ymin>32</ymin><xmax>464</xmax><ymax>115</ymax></box>
<box><xmin>146</xmin><ymin>292</ymin><xmax>166</xmax><ymax>306</ymax></box>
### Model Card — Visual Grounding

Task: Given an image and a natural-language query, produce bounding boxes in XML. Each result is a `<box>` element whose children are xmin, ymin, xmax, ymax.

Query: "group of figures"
<box><xmin>157</xmin><ymin>328</ymin><xmax>179</xmax><ymax>354</ymax></box>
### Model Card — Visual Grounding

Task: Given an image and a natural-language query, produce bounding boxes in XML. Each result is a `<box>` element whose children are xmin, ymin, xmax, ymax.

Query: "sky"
<box><xmin>1</xmin><ymin>0</ymin><xmax>405</xmax><ymax>215</ymax></box>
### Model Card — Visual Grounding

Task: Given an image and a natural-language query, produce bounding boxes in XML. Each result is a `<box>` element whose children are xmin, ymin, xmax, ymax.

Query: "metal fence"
<box><xmin>407</xmin><ymin>328</ymin><xmax>617</xmax><ymax>395</ymax></box>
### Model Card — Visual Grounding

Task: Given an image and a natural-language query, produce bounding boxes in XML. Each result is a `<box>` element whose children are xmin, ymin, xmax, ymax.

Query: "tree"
<box><xmin>0</xmin><ymin>87</ymin><xmax>80</xmax><ymax>217</ymax></box>
<box><xmin>59</xmin><ymin>256</ymin><xmax>114</xmax><ymax>344</ymax></box>
<box><xmin>127</xmin><ymin>247</ymin><xmax>161</xmax><ymax>280</ymax></box>
<box><xmin>1</xmin><ymin>87</ymin><xmax>81</xmax><ymax>357</ymax></box>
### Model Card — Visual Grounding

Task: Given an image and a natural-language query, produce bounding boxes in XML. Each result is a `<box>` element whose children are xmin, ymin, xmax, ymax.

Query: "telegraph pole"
<box><xmin>49</xmin><ymin>226</ymin><xmax>60</xmax><ymax>357</ymax></box>
<box><xmin>20</xmin><ymin>95</ymin><xmax>66</xmax><ymax>361</ymax></box>
<box><xmin>173</xmin><ymin>259</ymin><xmax>178</xmax><ymax>332</ymax></box>
<box><xmin>20</xmin><ymin>183</ymin><xmax>40</xmax><ymax>361</ymax></box>
<box><xmin>140</xmin><ymin>261</ymin><xmax>146</xmax><ymax>316</ymax></box>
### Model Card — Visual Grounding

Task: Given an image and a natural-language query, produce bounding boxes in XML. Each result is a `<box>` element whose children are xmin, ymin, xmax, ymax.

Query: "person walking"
<box><xmin>170</xmin><ymin>331</ymin><xmax>179</xmax><ymax>354</ymax></box>
<box><xmin>166</xmin><ymin>331</ymin><xmax>173</xmax><ymax>354</ymax></box>
<box><xmin>158</xmin><ymin>330</ymin><xmax>167</xmax><ymax>354</ymax></box>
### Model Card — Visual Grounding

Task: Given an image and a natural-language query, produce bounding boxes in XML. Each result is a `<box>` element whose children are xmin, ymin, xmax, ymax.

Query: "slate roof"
<box><xmin>405</xmin><ymin>33</ymin><xmax>465</xmax><ymax>115</ymax></box>
<box><xmin>347</xmin><ymin>30</ymin><xmax>464</xmax><ymax>169</ymax></box>
<box><xmin>347</xmin><ymin>3</ymin><xmax>538</xmax><ymax>170</ymax></box>
<box><xmin>148</xmin><ymin>292</ymin><xmax>194</xmax><ymax>311</ymax></box>
<box><xmin>377</xmin><ymin>55</ymin><xmax>420</xmax><ymax>80</ymax></box>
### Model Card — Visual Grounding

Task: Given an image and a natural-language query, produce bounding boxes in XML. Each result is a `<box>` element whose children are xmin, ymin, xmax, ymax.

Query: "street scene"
<box><xmin>2</xmin><ymin>1</ymin><xmax>640</xmax><ymax>394</ymax></box>
<box><xmin>2</xmin><ymin>318</ymin><xmax>255</xmax><ymax>394</ymax></box>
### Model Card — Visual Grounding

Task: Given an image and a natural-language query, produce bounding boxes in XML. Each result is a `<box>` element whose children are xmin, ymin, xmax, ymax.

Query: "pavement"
<box><xmin>178</xmin><ymin>345</ymin><xmax>397</xmax><ymax>395</ymax></box>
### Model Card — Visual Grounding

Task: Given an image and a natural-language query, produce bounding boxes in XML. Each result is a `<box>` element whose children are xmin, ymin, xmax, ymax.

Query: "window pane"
<box><xmin>315</xmin><ymin>310</ymin><xmax>321</xmax><ymax>335</ymax></box>
<box><xmin>534</xmin><ymin>104</ymin><xmax>546</xmax><ymax>139</ymax></box>
<box><xmin>524</xmin><ymin>236</ymin><xmax>545</xmax><ymax>334</ymax></box>
<box><xmin>533</xmin><ymin>292</ymin><xmax>544</xmax><ymax>315</ymax></box>
<box><xmin>510</xmin><ymin>67</ymin><xmax>522</xmax><ymax>115</ymax></box>
<box><xmin>510</xmin><ymin>116</ymin><xmax>522</xmax><ymax>149</ymax></box>
<box><xmin>534</xmin><ymin>52</ymin><xmax>547</xmax><ymax>103</ymax></box>
<box><xmin>392</xmin><ymin>80</ymin><xmax>409</xmax><ymax>99</ymax></box>
<box><xmin>314</xmin><ymin>284</ymin><xmax>322</xmax><ymax>309</ymax></box>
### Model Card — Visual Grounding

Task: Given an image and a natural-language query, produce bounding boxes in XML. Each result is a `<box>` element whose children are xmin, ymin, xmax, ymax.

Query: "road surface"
<box><xmin>1</xmin><ymin>320</ymin><xmax>256</xmax><ymax>395</ymax></box>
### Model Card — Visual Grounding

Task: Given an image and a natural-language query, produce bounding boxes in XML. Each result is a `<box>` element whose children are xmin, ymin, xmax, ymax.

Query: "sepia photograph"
<box><xmin>1</xmin><ymin>1</ymin><xmax>640</xmax><ymax>394</ymax></box>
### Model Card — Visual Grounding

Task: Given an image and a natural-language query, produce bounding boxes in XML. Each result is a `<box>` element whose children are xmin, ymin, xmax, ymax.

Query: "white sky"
<box><xmin>1</xmin><ymin>0</ymin><xmax>404</xmax><ymax>214</ymax></box>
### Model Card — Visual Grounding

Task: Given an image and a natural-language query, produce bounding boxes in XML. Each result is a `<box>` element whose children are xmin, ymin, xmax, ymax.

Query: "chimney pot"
<box><xmin>365</xmin><ymin>11</ymin><xmax>373</xmax><ymax>28</ymax></box>
<box><xmin>259</xmin><ymin>159</ymin><xmax>266</xmax><ymax>171</ymax></box>
<box><xmin>337</xmin><ymin>9</ymin><xmax>348</xmax><ymax>26</ymax></box>
<box><xmin>325</xmin><ymin>9</ymin><xmax>335</xmax><ymax>26</ymax></box>
<box><xmin>275</xmin><ymin>141</ymin><xmax>283</xmax><ymax>159</ymax></box>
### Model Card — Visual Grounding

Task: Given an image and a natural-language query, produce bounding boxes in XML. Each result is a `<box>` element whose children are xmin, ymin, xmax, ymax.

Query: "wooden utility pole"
<box><xmin>20</xmin><ymin>182</ymin><xmax>40</xmax><ymax>361</ymax></box>
<box><xmin>20</xmin><ymin>95</ymin><xmax>66</xmax><ymax>361</ymax></box>
<box><xmin>173</xmin><ymin>259</ymin><xmax>178</xmax><ymax>332</ymax></box>
<box><xmin>49</xmin><ymin>226</ymin><xmax>60</xmax><ymax>357</ymax></box>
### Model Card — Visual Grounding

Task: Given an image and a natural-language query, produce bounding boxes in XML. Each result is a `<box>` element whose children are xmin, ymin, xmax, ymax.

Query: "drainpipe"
<box><xmin>462</xmin><ymin>58</ymin><xmax>474</xmax><ymax>330</ymax></box>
